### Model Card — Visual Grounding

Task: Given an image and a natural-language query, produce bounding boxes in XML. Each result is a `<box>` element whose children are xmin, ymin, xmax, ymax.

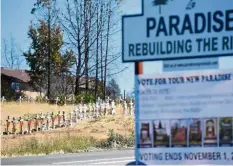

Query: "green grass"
<box><xmin>1</xmin><ymin>135</ymin><xmax>96</xmax><ymax>157</ymax></box>
<box><xmin>1</xmin><ymin>130</ymin><xmax>135</xmax><ymax>157</ymax></box>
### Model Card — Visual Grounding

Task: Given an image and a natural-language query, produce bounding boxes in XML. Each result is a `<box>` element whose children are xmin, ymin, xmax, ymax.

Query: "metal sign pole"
<box><xmin>135</xmin><ymin>62</ymin><xmax>143</xmax><ymax>165</ymax></box>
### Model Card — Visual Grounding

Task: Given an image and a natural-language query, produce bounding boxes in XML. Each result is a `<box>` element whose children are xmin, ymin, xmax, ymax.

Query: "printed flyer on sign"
<box><xmin>135</xmin><ymin>69</ymin><xmax>233</xmax><ymax>165</ymax></box>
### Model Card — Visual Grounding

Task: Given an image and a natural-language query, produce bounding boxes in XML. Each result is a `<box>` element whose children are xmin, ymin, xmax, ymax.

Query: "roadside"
<box><xmin>1</xmin><ymin>149</ymin><xmax>135</xmax><ymax>165</ymax></box>
<box><xmin>1</xmin><ymin>103</ymin><xmax>135</xmax><ymax>157</ymax></box>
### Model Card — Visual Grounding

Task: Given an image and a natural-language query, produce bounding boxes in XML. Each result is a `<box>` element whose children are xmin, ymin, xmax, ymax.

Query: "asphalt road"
<box><xmin>1</xmin><ymin>150</ymin><xmax>135</xmax><ymax>165</ymax></box>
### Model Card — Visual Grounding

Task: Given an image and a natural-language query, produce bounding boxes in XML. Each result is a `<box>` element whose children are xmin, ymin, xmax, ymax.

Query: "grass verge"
<box><xmin>1</xmin><ymin>130</ymin><xmax>134</xmax><ymax>157</ymax></box>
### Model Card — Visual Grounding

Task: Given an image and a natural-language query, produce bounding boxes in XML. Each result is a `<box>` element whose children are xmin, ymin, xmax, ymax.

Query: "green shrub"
<box><xmin>75</xmin><ymin>94</ymin><xmax>94</xmax><ymax>104</ymax></box>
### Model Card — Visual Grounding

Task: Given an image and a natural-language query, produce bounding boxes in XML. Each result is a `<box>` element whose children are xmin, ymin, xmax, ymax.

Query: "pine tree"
<box><xmin>24</xmin><ymin>21</ymin><xmax>75</xmax><ymax>97</ymax></box>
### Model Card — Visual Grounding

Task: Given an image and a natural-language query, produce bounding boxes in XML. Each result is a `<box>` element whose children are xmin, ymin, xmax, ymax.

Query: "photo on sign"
<box><xmin>203</xmin><ymin>118</ymin><xmax>218</xmax><ymax>147</ymax></box>
<box><xmin>188</xmin><ymin>118</ymin><xmax>202</xmax><ymax>147</ymax></box>
<box><xmin>219</xmin><ymin>117</ymin><xmax>233</xmax><ymax>147</ymax></box>
<box><xmin>153</xmin><ymin>120</ymin><xmax>170</xmax><ymax>147</ymax></box>
<box><xmin>171</xmin><ymin>119</ymin><xmax>188</xmax><ymax>147</ymax></box>
<box><xmin>138</xmin><ymin>121</ymin><xmax>153</xmax><ymax>148</ymax></box>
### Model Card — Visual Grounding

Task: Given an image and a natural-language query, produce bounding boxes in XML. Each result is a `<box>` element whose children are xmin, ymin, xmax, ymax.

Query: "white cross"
<box><xmin>129</xmin><ymin>99</ymin><xmax>134</xmax><ymax>115</ymax></box>
<box><xmin>1</xmin><ymin>96</ymin><xmax>6</xmax><ymax>103</ymax></box>
<box><xmin>79</xmin><ymin>103</ymin><xmax>83</xmax><ymax>113</ymax></box>
<box><xmin>45</xmin><ymin>96</ymin><xmax>48</xmax><ymax>102</ymax></box>
<box><xmin>64</xmin><ymin>97</ymin><xmax>67</xmax><ymax>106</ymax></box>
<box><xmin>111</xmin><ymin>100</ymin><xmax>116</xmax><ymax>115</ymax></box>
<box><xmin>93</xmin><ymin>103</ymin><xmax>96</xmax><ymax>113</ymax></box>
<box><xmin>27</xmin><ymin>96</ymin><xmax>31</xmax><ymax>103</ymax></box>
<box><xmin>95</xmin><ymin>102</ymin><xmax>99</xmax><ymax>117</ymax></box>
<box><xmin>55</xmin><ymin>97</ymin><xmax>60</xmax><ymax>105</ymax></box>
<box><xmin>88</xmin><ymin>103</ymin><xmax>92</xmax><ymax>112</ymax></box>
<box><xmin>124</xmin><ymin>100</ymin><xmax>128</xmax><ymax>115</ymax></box>
<box><xmin>19</xmin><ymin>96</ymin><xmax>22</xmax><ymax>104</ymax></box>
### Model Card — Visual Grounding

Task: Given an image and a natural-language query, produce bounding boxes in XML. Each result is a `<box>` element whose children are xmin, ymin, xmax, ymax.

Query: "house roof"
<box><xmin>1</xmin><ymin>67</ymin><xmax>30</xmax><ymax>82</ymax></box>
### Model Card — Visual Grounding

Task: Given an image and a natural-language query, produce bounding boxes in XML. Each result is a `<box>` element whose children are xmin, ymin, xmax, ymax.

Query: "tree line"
<box><xmin>2</xmin><ymin>0</ymin><xmax>124</xmax><ymax>102</ymax></box>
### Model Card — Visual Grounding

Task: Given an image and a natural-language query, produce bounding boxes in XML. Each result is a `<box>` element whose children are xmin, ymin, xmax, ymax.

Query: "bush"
<box><xmin>75</xmin><ymin>94</ymin><xmax>94</xmax><ymax>104</ymax></box>
<box><xmin>36</xmin><ymin>96</ymin><xmax>46</xmax><ymax>103</ymax></box>
<box><xmin>96</xmin><ymin>129</ymin><xmax>135</xmax><ymax>149</ymax></box>
<box><xmin>57</xmin><ymin>94</ymin><xmax>66</xmax><ymax>106</ymax></box>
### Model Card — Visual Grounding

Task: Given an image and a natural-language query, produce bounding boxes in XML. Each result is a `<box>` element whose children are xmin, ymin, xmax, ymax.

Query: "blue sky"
<box><xmin>1</xmin><ymin>0</ymin><xmax>233</xmax><ymax>96</ymax></box>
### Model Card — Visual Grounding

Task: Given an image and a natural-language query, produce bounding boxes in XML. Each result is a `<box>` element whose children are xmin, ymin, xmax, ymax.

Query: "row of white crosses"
<box><xmin>69</xmin><ymin>97</ymin><xmax>116</xmax><ymax>125</ymax></box>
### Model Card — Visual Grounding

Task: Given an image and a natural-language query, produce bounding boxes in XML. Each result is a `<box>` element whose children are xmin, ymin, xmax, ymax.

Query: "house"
<box><xmin>1</xmin><ymin>67</ymin><xmax>43</xmax><ymax>99</ymax></box>
<box><xmin>1</xmin><ymin>67</ymin><xmax>104</xmax><ymax>100</ymax></box>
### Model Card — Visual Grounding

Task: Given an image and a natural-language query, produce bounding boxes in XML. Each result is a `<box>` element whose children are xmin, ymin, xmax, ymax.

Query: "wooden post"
<box><xmin>62</xmin><ymin>111</ymin><xmax>65</xmax><ymax>127</ymax></box>
<box><xmin>58</xmin><ymin>111</ymin><xmax>61</xmax><ymax>127</ymax></box>
<box><xmin>6</xmin><ymin>116</ymin><xmax>10</xmax><ymax>135</ymax></box>
<box><xmin>51</xmin><ymin>112</ymin><xmax>55</xmax><ymax>129</ymax></box>
<box><xmin>33</xmin><ymin>118</ymin><xmax>37</xmax><ymax>132</ymax></box>
<box><xmin>135</xmin><ymin>62</ymin><xmax>143</xmax><ymax>75</ymax></box>
<box><xmin>135</xmin><ymin>62</ymin><xmax>143</xmax><ymax>165</ymax></box>
<box><xmin>46</xmin><ymin>116</ymin><xmax>49</xmax><ymax>130</ymax></box>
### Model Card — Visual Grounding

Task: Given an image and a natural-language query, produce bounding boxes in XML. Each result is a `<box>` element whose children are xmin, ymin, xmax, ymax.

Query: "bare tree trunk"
<box><xmin>74</xmin><ymin>1</ymin><xmax>83</xmax><ymax>96</ymax></box>
<box><xmin>84</xmin><ymin>0</ymin><xmax>89</xmax><ymax>94</ymax></box>
<box><xmin>94</xmin><ymin>1</ymin><xmax>100</xmax><ymax>102</ymax></box>
<box><xmin>103</xmin><ymin>1</ymin><xmax>112</xmax><ymax>100</ymax></box>
<box><xmin>100</xmin><ymin>2</ymin><xmax>104</xmax><ymax>99</ymax></box>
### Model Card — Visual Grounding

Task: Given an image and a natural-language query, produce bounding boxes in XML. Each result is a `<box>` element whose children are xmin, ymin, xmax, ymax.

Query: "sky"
<box><xmin>1</xmin><ymin>0</ymin><xmax>233</xmax><ymax>96</ymax></box>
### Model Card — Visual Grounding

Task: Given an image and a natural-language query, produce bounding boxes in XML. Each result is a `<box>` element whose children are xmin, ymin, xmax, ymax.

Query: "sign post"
<box><xmin>135</xmin><ymin>62</ymin><xmax>143</xmax><ymax>165</ymax></box>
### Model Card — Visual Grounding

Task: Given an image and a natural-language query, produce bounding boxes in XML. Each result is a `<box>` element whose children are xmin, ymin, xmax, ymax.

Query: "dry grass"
<box><xmin>1</xmin><ymin>102</ymin><xmax>73</xmax><ymax>120</ymax></box>
<box><xmin>1</xmin><ymin>102</ymin><xmax>135</xmax><ymax>157</ymax></box>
